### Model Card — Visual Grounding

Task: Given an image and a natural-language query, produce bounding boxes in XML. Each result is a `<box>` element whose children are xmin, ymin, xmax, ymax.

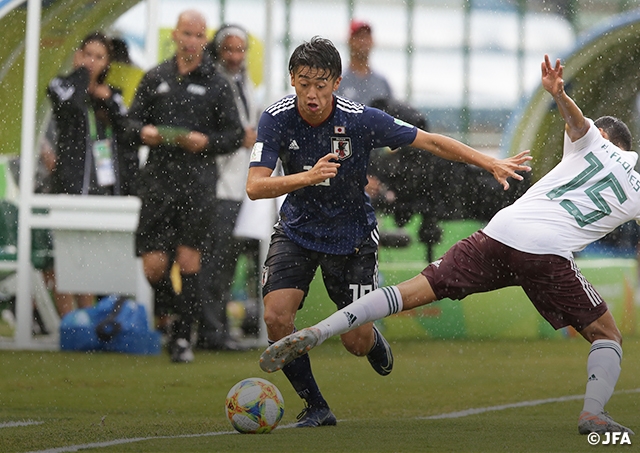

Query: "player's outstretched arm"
<box><xmin>410</xmin><ymin>130</ymin><xmax>531</xmax><ymax>190</ymax></box>
<box><xmin>246</xmin><ymin>153</ymin><xmax>340</xmax><ymax>200</ymax></box>
<box><xmin>541</xmin><ymin>54</ymin><xmax>589</xmax><ymax>142</ymax></box>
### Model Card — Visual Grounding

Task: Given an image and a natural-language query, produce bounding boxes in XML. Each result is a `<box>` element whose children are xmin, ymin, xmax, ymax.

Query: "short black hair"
<box><xmin>79</xmin><ymin>31</ymin><xmax>112</xmax><ymax>58</ymax></box>
<box><xmin>594</xmin><ymin>116</ymin><xmax>632</xmax><ymax>151</ymax></box>
<box><xmin>288</xmin><ymin>36</ymin><xmax>342</xmax><ymax>81</ymax></box>
<box><xmin>78</xmin><ymin>31</ymin><xmax>113</xmax><ymax>84</ymax></box>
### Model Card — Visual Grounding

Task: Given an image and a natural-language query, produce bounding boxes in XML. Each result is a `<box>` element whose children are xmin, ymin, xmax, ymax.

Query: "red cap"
<box><xmin>349</xmin><ymin>20</ymin><xmax>371</xmax><ymax>37</ymax></box>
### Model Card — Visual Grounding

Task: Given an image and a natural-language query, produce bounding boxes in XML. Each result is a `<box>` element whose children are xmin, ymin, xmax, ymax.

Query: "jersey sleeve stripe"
<box><xmin>336</xmin><ymin>96</ymin><xmax>365</xmax><ymax>114</ymax></box>
<box><xmin>266</xmin><ymin>96</ymin><xmax>296</xmax><ymax>116</ymax></box>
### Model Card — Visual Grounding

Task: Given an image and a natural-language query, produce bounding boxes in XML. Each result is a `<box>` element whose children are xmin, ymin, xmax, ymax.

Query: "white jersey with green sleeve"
<box><xmin>483</xmin><ymin>119</ymin><xmax>640</xmax><ymax>259</ymax></box>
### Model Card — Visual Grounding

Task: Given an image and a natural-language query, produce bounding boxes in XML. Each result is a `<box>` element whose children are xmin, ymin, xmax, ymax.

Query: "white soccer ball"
<box><xmin>225</xmin><ymin>377</ymin><xmax>285</xmax><ymax>434</ymax></box>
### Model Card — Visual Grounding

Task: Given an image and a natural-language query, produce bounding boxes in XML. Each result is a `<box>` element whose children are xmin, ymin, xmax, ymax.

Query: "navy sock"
<box><xmin>269</xmin><ymin>338</ymin><xmax>327</xmax><ymax>408</ymax></box>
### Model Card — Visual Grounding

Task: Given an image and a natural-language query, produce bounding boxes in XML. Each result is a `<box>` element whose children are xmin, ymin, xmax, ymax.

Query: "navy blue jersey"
<box><xmin>250</xmin><ymin>95</ymin><xmax>418</xmax><ymax>254</ymax></box>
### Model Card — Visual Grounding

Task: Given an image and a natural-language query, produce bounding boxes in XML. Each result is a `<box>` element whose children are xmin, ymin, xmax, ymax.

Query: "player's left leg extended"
<box><xmin>260</xmin><ymin>275</ymin><xmax>437</xmax><ymax>372</ymax></box>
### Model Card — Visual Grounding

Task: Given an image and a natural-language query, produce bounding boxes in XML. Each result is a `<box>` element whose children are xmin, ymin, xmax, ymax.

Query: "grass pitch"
<box><xmin>1</xmin><ymin>337</ymin><xmax>639</xmax><ymax>452</ymax></box>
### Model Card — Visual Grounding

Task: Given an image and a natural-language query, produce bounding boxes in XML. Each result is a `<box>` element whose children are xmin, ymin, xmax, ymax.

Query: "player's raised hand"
<box><xmin>307</xmin><ymin>153</ymin><xmax>340</xmax><ymax>185</ymax></box>
<box><xmin>491</xmin><ymin>150</ymin><xmax>532</xmax><ymax>191</ymax></box>
<box><xmin>541</xmin><ymin>54</ymin><xmax>564</xmax><ymax>97</ymax></box>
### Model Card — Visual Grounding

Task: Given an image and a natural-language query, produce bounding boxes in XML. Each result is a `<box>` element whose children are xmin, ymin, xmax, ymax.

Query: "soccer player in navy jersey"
<box><xmin>246</xmin><ymin>36</ymin><xmax>531</xmax><ymax>427</ymax></box>
<box><xmin>260</xmin><ymin>54</ymin><xmax>636</xmax><ymax>435</ymax></box>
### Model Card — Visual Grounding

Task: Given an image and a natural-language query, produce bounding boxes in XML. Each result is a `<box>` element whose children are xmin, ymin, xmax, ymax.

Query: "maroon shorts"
<box><xmin>421</xmin><ymin>230</ymin><xmax>608</xmax><ymax>331</ymax></box>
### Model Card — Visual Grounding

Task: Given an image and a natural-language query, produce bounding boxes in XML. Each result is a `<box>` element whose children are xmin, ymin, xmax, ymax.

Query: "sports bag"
<box><xmin>60</xmin><ymin>295</ymin><xmax>161</xmax><ymax>355</ymax></box>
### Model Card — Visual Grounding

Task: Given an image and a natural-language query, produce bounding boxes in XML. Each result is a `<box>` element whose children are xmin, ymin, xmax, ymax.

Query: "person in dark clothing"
<box><xmin>47</xmin><ymin>31</ymin><xmax>136</xmax><ymax>197</ymax></box>
<box><xmin>45</xmin><ymin>31</ymin><xmax>138</xmax><ymax>316</ymax></box>
<box><xmin>196</xmin><ymin>24</ymin><xmax>259</xmax><ymax>350</ymax></box>
<box><xmin>126</xmin><ymin>10</ymin><xmax>244</xmax><ymax>363</ymax></box>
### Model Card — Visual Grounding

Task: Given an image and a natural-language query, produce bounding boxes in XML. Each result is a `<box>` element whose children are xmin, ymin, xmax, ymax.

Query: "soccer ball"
<box><xmin>225</xmin><ymin>377</ymin><xmax>285</xmax><ymax>434</ymax></box>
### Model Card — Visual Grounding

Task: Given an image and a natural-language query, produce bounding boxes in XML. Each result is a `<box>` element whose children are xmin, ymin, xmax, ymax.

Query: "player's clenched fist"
<box><xmin>307</xmin><ymin>153</ymin><xmax>340</xmax><ymax>185</ymax></box>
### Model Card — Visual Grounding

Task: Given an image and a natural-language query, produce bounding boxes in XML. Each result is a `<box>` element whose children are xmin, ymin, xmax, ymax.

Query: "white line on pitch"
<box><xmin>0</xmin><ymin>420</ymin><xmax>43</xmax><ymax>428</ymax></box>
<box><xmin>419</xmin><ymin>388</ymin><xmax>640</xmax><ymax>420</ymax></box>
<box><xmin>25</xmin><ymin>431</ymin><xmax>239</xmax><ymax>453</ymax></box>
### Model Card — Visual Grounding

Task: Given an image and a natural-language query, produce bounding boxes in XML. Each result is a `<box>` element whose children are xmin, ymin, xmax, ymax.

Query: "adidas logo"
<box><xmin>343</xmin><ymin>311</ymin><xmax>357</xmax><ymax>327</ymax></box>
<box><xmin>289</xmin><ymin>140</ymin><xmax>300</xmax><ymax>150</ymax></box>
<box><xmin>588</xmin><ymin>374</ymin><xmax>598</xmax><ymax>382</ymax></box>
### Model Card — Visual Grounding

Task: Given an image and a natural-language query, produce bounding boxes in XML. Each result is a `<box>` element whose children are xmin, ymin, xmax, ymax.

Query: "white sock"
<box><xmin>582</xmin><ymin>339</ymin><xmax>622</xmax><ymax>415</ymax></box>
<box><xmin>313</xmin><ymin>286</ymin><xmax>403</xmax><ymax>343</ymax></box>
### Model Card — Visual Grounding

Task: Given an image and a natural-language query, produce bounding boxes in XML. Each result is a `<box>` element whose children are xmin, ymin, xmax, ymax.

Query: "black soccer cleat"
<box><xmin>294</xmin><ymin>404</ymin><xmax>337</xmax><ymax>428</ymax></box>
<box><xmin>366</xmin><ymin>325</ymin><xmax>393</xmax><ymax>376</ymax></box>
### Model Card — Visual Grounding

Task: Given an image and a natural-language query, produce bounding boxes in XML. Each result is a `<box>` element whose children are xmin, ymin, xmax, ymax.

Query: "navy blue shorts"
<box><xmin>262</xmin><ymin>225</ymin><xmax>379</xmax><ymax>310</ymax></box>
<box><xmin>421</xmin><ymin>230</ymin><xmax>608</xmax><ymax>331</ymax></box>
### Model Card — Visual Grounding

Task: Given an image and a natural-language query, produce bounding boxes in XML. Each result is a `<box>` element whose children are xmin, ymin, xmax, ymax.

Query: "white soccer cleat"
<box><xmin>578</xmin><ymin>411</ymin><xmax>635</xmax><ymax>435</ymax></box>
<box><xmin>259</xmin><ymin>327</ymin><xmax>321</xmax><ymax>373</ymax></box>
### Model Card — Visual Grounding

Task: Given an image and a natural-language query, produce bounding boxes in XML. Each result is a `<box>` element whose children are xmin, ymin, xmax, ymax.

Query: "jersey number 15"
<box><xmin>546</xmin><ymin>152</ymin><xmax>627</xmax><ymax>227</ymax></box>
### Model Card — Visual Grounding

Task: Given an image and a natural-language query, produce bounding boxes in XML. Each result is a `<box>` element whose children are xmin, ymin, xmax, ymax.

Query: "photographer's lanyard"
<box><xmin>87</xmin><ymin>106</ymin><xmax>116</xmax><ymax>188</ymax></box>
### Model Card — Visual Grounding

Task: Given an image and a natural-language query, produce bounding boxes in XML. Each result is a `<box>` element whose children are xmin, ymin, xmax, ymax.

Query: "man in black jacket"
<box><xmin>127</xmin><ymin>10</ymin><xmax>244</xmax><ymax>363</ymax></box>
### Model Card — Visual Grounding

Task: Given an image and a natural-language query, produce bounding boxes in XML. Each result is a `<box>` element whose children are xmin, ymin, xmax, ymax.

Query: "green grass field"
<box><xmin>1</xmin><ymin>337</ymin><xmax>639</xmax><ymax>452</ymax></box>
<box><xmin>1</xmin><ymin>217</ymin><xmax>638</xmax><ymax>451</ymax></box>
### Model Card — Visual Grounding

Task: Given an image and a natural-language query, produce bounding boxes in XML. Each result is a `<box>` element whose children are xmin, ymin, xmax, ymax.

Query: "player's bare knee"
<box><xmin>262</xmin><ymin>308</ymin><xmax>280</xmax><ymax>330</ymax></box>
<box><xmin>580</xmin><ymin>323</ymin><xmax>622</xmax><ymax>345</ymax></box>
<box><xmin>263</xmin><ymin>309</ymin><xmax>294</xmax><ymax>338</ymax></box>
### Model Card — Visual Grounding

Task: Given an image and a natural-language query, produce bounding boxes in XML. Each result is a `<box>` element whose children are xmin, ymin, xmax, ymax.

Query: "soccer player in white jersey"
<box><xmin>247</xmin><ymin>36</ymin><xmax>530</xmax><ymax>427</ymax></box>
<box><xmin>260</xmin><ymin>54</ymin><xmax>637</xmax><ymax>436</ymax></box>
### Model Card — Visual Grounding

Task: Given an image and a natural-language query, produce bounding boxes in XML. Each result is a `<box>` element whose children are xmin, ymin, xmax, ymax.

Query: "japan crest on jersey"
<box><xmin>331</xmin><ymin>137</ymin><xmax>352</xmax><ymax>160</ymax></box>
